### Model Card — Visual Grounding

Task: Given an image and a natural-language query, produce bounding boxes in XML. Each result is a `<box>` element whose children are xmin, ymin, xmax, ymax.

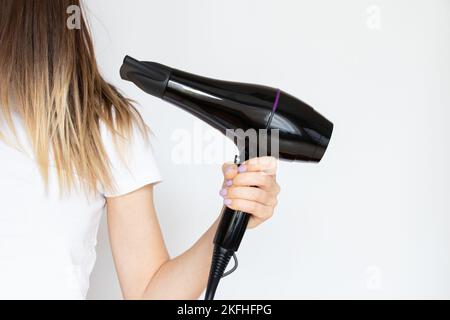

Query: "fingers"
<box><xmin>223</xmin><ymin>198</ymin><xmax>274</xmax><ymax>222</ymax></box>
<box><xmin>221</xmin><ymin>157</ymin><xmax>278</xmax><ymax>181</ymax></box>
<box><xmin>240</xmin><ymin>157</ymin><xmax>278</xmax><ymax>176</ymax></box>
<box><xmin>220</xmin><ymin>157</ymin><xmax>281</xmax><ymax>230</ymax></box>
<box><xmin>232</xmin><ymin>172</ymin><xmax>278</xmax><ymax>193</ymax></box>
<box><xmin>221</xmin><ymin>186</ymin><xmax>278</xmax><ymax>206</ymax></box>
<box><xmin>222</xmin><ymin>162</ymin><xmax>238</xmax><ymax>181</ymax></box>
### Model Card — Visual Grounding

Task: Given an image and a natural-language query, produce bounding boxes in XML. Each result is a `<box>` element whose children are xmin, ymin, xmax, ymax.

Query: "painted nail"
<box><xmin>225</xmin><ymin>166</ymin><xmax>235</xmax><ymax>175</ymax></box>
<box><xmin>224</xmin><ymin>199</ymin><xmax>232</xmax><ymax>206</ymax></box>
<box><xmin>219</xmin><ymin>188</ymin><xmax>228</xmax><ymax>197</ymax></box>
<box><xmin>238</xmin><ymin>165</ymin><xmax>247</xmax><ymax>173</ymax></box>
<box><xmin>226</xmin><ymin>180</ymin><xmax>233</xmax><ymax>187</ymax></box>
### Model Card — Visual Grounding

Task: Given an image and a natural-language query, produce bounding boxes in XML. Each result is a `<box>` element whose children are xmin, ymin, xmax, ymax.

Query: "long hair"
<box><xmin>0</xmin><ymin>0</ymin><xmax>147</xmax><ymax>195</ymax></box>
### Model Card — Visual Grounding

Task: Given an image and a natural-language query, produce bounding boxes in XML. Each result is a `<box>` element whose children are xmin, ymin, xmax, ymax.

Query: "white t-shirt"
<box><xmin>0</xmin><ymin>112</ymin><xmax>162</xmax><ymax>300</ymax></box>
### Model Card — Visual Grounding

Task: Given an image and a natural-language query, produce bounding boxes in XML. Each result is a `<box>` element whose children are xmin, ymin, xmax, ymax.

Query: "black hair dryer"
<box><xmin>120</xmin><ymin>56</ymin><xmax>333</xmax><ymax>300</ymax></box>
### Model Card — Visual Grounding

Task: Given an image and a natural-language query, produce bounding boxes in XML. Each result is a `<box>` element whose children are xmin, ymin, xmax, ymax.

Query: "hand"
<box><xmin>220</xmin><ymin>157</ymin><xmax>280</xmax><ymax>229</ymax></box>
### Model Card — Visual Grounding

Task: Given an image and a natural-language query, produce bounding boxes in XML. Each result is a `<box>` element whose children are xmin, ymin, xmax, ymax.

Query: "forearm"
<box><xmin>141</xmin><ymin>217</ymin><xmax>220</xmax><ymax>300</ymax></box>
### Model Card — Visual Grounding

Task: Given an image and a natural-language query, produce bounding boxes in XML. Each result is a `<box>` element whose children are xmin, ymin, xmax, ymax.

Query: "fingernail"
<box><xmin>225</xmin><ymin>166</ymin><xmax>234</xmax><ymax>175</ymax></box>
<box><xmin>226</xmin><ymin>180</ymin><xmax>233</xmax><ymax>187</ymax></box>
<box><xmin>238</xmin><ymin>165</ymin><xmax>247</xmax><ymax>173</ymax></box>
<box><xmin>224</xmin><ymin>199</ymin><xmax>232</xmax><ymax>206</ymax></box>
<box><xmin>219</xmin><ymin>188</ymin><xmax>228</xmax><ymax>197</ymax></box>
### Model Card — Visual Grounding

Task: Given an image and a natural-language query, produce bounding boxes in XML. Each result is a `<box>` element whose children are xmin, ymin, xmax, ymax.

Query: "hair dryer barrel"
<box><xmin>120</xmin><ymin>56</ymin><xmax>333</xmax><ymax>163</ymax></box>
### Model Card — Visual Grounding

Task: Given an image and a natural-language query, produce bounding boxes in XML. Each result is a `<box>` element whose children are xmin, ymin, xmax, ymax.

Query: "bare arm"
<box><xmin>107</xmin><ymin>184</ymin><xmax>220</xmax><ymax>299</ymax></box>
<box><xmin>106</xmin><ymin>157</ymin><xmax>280</xmax><ymax>300</ymax></box>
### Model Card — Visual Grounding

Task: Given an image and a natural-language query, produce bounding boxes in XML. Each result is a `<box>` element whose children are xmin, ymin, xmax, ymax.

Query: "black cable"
<box><xmin>222</xmin><ymin>253</ymin><xmax>238</xmax><ymax>278</ymax></box>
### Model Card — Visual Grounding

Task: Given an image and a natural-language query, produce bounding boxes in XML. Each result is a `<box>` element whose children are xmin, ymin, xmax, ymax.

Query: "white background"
<box><xmin>86</xmin><ymin>0</ymin><xmax>450</xmax><ymax>299</ymax></box>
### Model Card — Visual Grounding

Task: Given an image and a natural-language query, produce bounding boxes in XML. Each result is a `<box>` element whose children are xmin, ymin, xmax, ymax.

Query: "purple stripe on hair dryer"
<box><xmin>120</xmin><ymin>56</ymin><xmax>333</xmax><ymax>300</ymax></box>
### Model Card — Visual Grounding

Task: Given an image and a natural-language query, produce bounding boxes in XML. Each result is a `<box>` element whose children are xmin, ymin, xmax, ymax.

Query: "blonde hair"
<box><xmin>0</xmin><ymin>0</ymin><xmax>147</xmax><ymax>196</ymax></box>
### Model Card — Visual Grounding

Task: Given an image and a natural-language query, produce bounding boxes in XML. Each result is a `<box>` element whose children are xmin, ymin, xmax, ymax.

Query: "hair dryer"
<box><xmin>120</xmin><ymin>56</ymin><xmax>333</xmax><ymax>300</ymax></box>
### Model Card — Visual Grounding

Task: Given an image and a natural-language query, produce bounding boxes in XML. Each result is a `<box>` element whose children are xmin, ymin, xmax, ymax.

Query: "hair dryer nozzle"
<box><xmin>120</xmin><ymin>56</ymin><xmax>172</xmax><ymax>98</ymax></box>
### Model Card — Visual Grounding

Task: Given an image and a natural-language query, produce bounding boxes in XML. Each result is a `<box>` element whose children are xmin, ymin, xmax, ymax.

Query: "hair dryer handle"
<box><xmin>214</xmin><ymin>206</ymin><xmax>250</xmax><ymax>252</ymax></box>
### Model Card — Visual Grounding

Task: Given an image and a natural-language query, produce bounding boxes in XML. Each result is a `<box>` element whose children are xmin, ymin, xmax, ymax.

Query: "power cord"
<box><xmin>222</xmin><ymin>253</ymin><xmax>238</xmax><ymax>278</ymax></box>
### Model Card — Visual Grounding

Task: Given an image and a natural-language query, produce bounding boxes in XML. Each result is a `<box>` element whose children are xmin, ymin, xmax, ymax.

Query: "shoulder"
<box><xmin>99</xmin><ymin>117</ymin><xmax>162</xmax><ymax>198</ymax></box>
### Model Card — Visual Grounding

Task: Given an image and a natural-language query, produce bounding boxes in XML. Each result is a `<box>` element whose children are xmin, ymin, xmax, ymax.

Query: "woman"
<box><xmin>0</xmin><ymin>0</ymin><xmax>280</xmax><ymax>300</ymax></box>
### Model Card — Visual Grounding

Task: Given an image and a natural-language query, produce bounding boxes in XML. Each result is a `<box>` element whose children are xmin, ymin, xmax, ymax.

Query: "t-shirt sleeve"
<box><xmin>100</xmin><ymin>122</ymin><xmax>162</xmax><ymax>198</ymax></box>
